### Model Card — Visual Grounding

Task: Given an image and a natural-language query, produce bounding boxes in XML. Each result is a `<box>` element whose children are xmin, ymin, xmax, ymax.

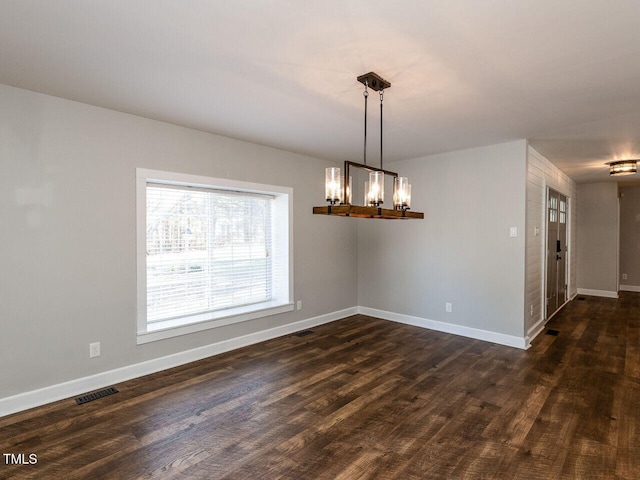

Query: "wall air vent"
<box><xmin>294</xmin><ymin>330</ymin><xmax>314</xmax><ymax>337</ymax></box>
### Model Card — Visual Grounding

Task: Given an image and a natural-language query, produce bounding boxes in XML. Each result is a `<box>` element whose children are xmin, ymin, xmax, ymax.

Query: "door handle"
<box><xmin>557</xmin><ymin>254</ymin><xmax>562</xmax><ymax>260</ymax></box>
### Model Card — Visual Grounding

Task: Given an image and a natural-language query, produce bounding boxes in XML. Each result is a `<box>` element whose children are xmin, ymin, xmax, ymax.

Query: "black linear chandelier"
<box><xmin>313</xmin><ymin>72</ymin><xmax>424</xmax><ymax>220</ymax></box>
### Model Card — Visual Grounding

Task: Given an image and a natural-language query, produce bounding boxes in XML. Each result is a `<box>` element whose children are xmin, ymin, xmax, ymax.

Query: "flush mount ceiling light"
<box><xmin>608</xmin><ymin>159</ymin><xmax>638</xmax><ymax>176</ymax></box>
<box><xmin>313</xmin><ymin>72</ymin><xmax>424</xmax><ymax>220</ymax></box>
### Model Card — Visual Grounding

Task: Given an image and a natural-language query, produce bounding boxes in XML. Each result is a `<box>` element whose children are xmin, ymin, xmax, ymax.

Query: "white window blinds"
<box><xmin>146</xmin><ymin>184</ymin><xmax>272</xmax><ymax>323</ymax></box>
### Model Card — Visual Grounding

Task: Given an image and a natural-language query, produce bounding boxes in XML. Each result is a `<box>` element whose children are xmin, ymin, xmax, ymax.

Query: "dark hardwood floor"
<box><xmin>1</xmin><ymin>293</ymin><xmax>639</xmax><ymax>479</ymax></box>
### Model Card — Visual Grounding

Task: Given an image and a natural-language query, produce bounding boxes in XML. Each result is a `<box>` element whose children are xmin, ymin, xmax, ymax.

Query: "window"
<box><xmin>136</xmin><ymin>169</ymin><xmax>293</xmax><ymax>344</ymax></box>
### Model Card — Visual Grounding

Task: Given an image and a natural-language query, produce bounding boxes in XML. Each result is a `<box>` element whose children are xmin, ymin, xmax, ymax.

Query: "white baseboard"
<box><xmin>525</xmin><ymin>316</ymin><xmax>547</xmax><ymax>348</ymax></box>
<box><xmin>577</xmin><ymin>288</ymin><xmax>619</xmax><ymax>298</ymax></box>
<box><xmin>620</xmin><ymin>285</ymin><xmax>640</xmax><ymax>293</ymax></box>
<box><xmin>357</xmin><ymin>307</ymin><xmax>528</xmax><ymax>350</ymax></box>
<box><xmin>0</xmin><ymin>307</ymin><xmax>357</xmax><ymax>419</ymax></box>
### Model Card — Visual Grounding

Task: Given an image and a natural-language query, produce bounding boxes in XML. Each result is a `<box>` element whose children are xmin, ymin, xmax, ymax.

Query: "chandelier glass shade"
<box><xmin>393</xmin><ymin>177</ymin><xmax>411</xmax><ymax>210</ymax></box>
<box><xmin>367</xmin><ymin>171</ymin><xmax>384</xmax><ymax>206</ymax></box>
<box><xmin>325</xmin><ymin>167</ymin><xmax>342</xmax><ymax>204</ymax></box>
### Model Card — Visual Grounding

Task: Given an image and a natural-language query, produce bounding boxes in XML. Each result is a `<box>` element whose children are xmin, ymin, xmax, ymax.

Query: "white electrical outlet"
<box><xmin>622</xmin><ymin>273</ymin><xmax>628</xmax><ymax>280</ymax></box>
<box><xmin>446</xmin><ymin>303</ymin><xmax>452</xmax><ymax>313</ymax></box>
<box><xmin>510</xmin><ymin>227</ymin><xmax>518</xmax><ymax>237</ymax></box>
<box><xmin>89</xmin><ymin>342</ymin><xmax>100</xmax><ymax>358</ymax></box>
<box><xmin>296</xmin><ymin>300</ymin><xmax>302</xmax><ymax>311</ymax></box>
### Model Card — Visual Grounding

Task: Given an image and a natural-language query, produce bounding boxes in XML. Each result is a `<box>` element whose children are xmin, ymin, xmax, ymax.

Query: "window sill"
<box><xmin>136</xmin><ymin>301</ymin><xmax>294</xmax><ymax>344</ymax></box>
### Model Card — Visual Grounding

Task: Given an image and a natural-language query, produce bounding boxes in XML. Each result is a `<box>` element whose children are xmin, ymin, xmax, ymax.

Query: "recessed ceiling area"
<box><xmin>2</xmin><ymin>1</ymin><xmax>640</xmax><ymax>184</ymax></box>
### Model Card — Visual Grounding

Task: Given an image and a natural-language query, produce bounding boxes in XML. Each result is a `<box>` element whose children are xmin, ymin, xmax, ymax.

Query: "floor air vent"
<box><xmin>76</xmin><ymin>387</ymin><xmax>119</xmax><ymax>405</ymax></box>
<box><xmin>578</xmin><ymin>297</ymin><xmax>586</xmax><ymax>300</ymax></box>
<box><xmin>294</xmin><ymin>330</ymin><xmax>314</xmax><ymax>337</ymax></box>
<box><xmin>546</xmin><ymin>329</ymin><xmax>560</xmax><ymax>336</ymax></box>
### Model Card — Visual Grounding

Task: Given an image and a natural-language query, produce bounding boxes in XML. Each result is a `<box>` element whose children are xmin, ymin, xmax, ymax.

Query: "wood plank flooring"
<box><xmin>1</xmin><ymin>293</ymin><xmax>639</xmax><ymax>479</ymax></box>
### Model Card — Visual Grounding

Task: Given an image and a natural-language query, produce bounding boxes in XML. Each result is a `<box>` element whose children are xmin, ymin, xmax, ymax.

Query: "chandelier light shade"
<box><xmin>367</xmin><ymin>171</ymin><xmax>384</xmax><ymax>206</ymax></box>
<box><xmin>608</xmin><ymin>160</ymin><xmax>637</xmax><ymax>176</ymax></box>
<box><xmin>313</xmin><ymin>72</ymin><xmax>424</xmax><ymax>220</ymax></box>
<box><xmin>393</xmin><ymin>177</ymin><xmax>411</xmax><ymax>210</ymax></box>
<box><xmin>325</xmin><ymin>167</ymin><xmax>343</xmax><ymax>204</ymax></box>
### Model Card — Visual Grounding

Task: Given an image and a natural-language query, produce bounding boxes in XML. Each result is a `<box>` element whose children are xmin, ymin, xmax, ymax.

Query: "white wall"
<box><xmin>357</xmin><ymin>140</ymin><xmax>528</xmax><ymax>342</ymax></box>
<box><xmin>0</xmin><ymin>84</ymin><xmax>358</xmax><ymax>402</ymax></box>
<box><xmin>525</xmin><ymin>146</ymin><xmax>577</xmax><ymax>337</ymax></box>
<box><xmin>576</xmin><ymin>182</ymin><xmax>619</xmax><ymax>296</ymax></box>
<box><xmin>618</xmin><ymin>185</ymin><xmax>640</xmax><ymax>291</ymax></box>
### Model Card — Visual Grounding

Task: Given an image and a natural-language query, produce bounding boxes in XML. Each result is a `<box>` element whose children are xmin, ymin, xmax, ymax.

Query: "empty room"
<box><xmin>1</xmin><ymin>2</ymin><xmax>639</xmax><ymax>479</ymax></box>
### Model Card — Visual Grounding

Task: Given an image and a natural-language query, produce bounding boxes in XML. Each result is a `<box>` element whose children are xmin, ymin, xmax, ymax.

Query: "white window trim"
<box><xmin>136</xmin><ymin>168</ymin><xmax>294</xmax><ymax>344</ymax></box>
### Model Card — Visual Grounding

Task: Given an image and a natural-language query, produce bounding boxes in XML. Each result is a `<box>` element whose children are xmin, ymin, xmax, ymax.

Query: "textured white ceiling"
<box><xmin>2</xmin><ymin>0</ymin><xmax>640</xmax><ymax>184</ymax></box>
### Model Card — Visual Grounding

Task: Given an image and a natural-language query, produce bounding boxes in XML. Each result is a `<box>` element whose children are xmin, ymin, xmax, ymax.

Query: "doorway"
<box><xmin>546</xmin><ymin>188</ymin><xmax>568</xmax><ymax>319</ymax></box>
